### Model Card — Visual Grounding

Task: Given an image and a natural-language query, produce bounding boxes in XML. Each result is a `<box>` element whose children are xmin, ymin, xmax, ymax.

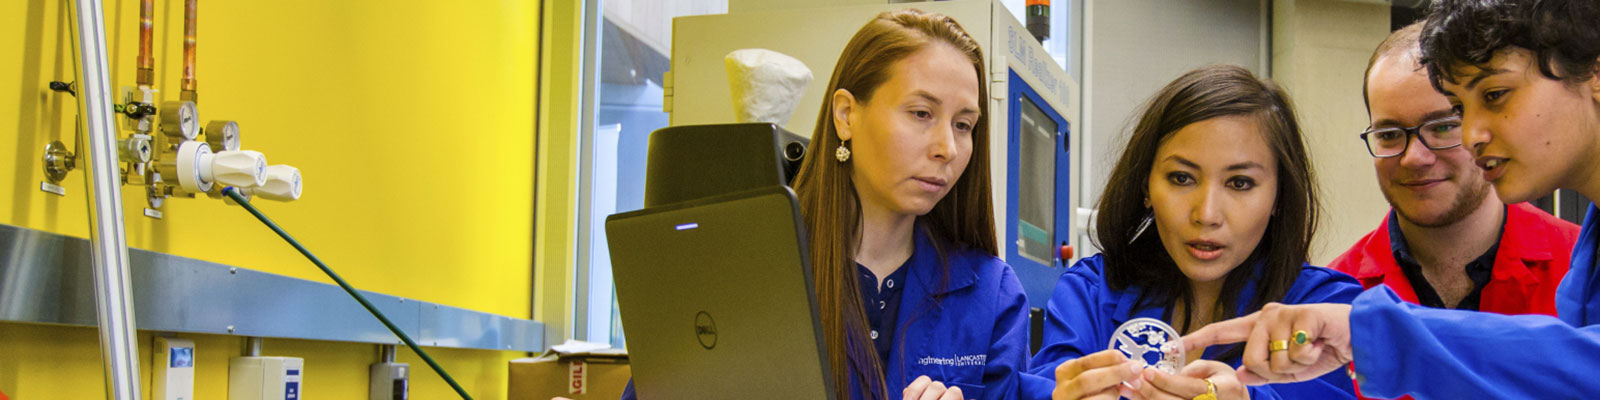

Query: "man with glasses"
<box><xmin>1325</xmin><ymin>22</ymin><xmax>1580</xmax><ymax>399</ymax></box>
<box><xmin>1329</xmin><ymin>22</ymin><xmax>1578</xmax><ymax>318</ymax></box>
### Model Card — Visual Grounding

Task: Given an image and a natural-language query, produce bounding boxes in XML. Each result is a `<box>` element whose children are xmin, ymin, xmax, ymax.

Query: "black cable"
<box><xmin>223</xmin><ymin>187</ymin><xmax>474</xmax><ymax>400</ymax></box>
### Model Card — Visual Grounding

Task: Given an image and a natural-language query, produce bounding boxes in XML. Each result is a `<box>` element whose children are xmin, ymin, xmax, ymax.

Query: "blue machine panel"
<box><xmin>1005</xmin><ymin>69</ymin><xmax>1072</xmax><ymax>308</ymax></box>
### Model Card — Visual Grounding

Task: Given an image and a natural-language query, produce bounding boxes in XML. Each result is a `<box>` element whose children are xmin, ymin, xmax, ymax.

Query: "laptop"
<box><xmin>606</xmin><ymin>186</ymin><xmax>836</xmax><ymax>399</ymax></box>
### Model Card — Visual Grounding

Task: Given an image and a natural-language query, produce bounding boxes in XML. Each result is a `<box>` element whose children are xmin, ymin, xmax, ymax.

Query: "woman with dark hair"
<box><xmin>1022</xmin><ymin>65</ymin><xmax>1361</xmax><ymax>400</ymax></box>
<box><xmin>1183</xmin><ymin>1</ymin><xmax>1600</xmax><ymax>398</ymax></box>
<box><xmin>794</xmin><ymin>8</ymin><xmax>1030</xmax><ymax>400</ymax></box>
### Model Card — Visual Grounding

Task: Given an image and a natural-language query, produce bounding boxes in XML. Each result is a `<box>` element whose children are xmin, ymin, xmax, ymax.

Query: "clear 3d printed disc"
<box><xmin>1108</xmin><ymin>317</ymin><xmax>1186</xmax><ymax>374</ymax></box>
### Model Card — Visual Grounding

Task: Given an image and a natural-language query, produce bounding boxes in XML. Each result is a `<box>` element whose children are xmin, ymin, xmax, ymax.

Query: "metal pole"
<box><xmin>381</xmin><ymin>344</ymin><xmax>397</xmax><ymax>363</ymax></box>
<box><xmin>70</xmin><ymin>0</ymin><xmax>142</xmax><ymax>398</ymax></box>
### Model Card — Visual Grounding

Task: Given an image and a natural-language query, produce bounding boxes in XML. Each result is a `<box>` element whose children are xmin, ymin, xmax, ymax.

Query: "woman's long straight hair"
<box><xmin>791</xmin><ymin>9</ymin><xmax>995</xmax><ymax>400</ymax></box>
<box><xmin>1093</xmin><ymin>65</ymin><xmax>1318</xmax><ymax>337</ymax></box>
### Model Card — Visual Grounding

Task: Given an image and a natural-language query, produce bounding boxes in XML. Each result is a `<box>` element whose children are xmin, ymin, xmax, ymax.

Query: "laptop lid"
<box><xmin>606</xmin><ymin>186</ymin><xmax>835</xmax><ymax>399</ymax></box>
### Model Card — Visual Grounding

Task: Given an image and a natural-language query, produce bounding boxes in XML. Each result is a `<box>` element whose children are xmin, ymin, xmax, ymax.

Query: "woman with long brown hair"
<box><xmin>616</xmin><ymin>9</ymin><xmax>1028</xmax><ymax>400</ymax></box>
<box><xmin>1022</xmin><ymin>65</ymin><xmax>1362</xmax><ymax>400</ymax></box>
<box><xmin>790</xmin><ymin>8</ymin><xmax>1030</xmax><ymax>400</ymax></box>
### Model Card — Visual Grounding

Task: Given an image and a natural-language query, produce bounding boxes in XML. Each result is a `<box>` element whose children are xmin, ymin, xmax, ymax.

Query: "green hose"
<box><xmin>223</xmin><ymin>187</ymin><xmax>473</xmax><ymax>400</ymax></box>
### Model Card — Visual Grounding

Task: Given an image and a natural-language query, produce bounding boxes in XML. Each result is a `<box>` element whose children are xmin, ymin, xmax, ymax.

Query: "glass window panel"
<box><xmin>1017</xmin><ymin>96</ymin><xmax>1057</xmax><ymax>265</ymax></box>
<box><xmin>580</xmin><ymin>0</ymin><xmax>728</xmax><ymax>348</ymax></box>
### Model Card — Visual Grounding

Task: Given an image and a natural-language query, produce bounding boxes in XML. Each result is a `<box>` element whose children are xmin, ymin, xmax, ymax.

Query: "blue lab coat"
<box><xmin>845</xmin><ymin>225</ymin><xmax>1032</xmax><ymax>399</ymax></box>
<box><xmin>622</xmin><ymin>225</ymin><xmax>1032</xmax><ymax>399</ymax></box>
<box><xmin>1349</xmin><ymin>203</ymin><xmax>1600</xmax><ymax>399</ymax></box>
<box><xmin>1021</xmin><ymin>254</ymin><xmax>1362</xmax><ymax>399</ymax></box>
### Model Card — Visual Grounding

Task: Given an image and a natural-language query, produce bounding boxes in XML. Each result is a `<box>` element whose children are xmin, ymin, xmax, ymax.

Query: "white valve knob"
<box><xmin>208</xmin><ymin>150</ymin><xmax>268</xmax><ymax>188</ymax></box>
<box><xmin>175</xmin><ymin>141</ymin><xmax>268</xmax><ymax>193</ymax></box>
<box><xmin>239</xmin><ymin>165</ymin><xmax>302</xmax><ymax>201</ymax></box>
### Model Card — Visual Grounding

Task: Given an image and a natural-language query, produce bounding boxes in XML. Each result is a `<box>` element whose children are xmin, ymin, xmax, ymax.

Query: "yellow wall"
<box><xmin>2</xmin><ymin>0</ymin><xmax>542</xmax><ymax>398</ymax></box>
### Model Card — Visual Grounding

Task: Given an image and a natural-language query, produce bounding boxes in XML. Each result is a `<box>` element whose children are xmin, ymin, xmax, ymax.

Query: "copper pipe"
<box><xmin>136</xmin><ymin>0</ymin><xmax>153</xmax><ymax>86</ymax></box>
<box><xmin>179</xmin><ymin>0</ymin><xmax>197</xmax><ymax>101</ymax></box>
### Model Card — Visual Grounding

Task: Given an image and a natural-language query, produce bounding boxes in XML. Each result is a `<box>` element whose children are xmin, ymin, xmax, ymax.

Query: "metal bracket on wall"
<box><xmin>42</xmin><ymin>141</ymin><xmax>77</xmax><ymax>188</ymax></box>
<box><xmin>0</xmin><ymin>223</ymin><xmax>545</xmax><ymax>352</ymax></box>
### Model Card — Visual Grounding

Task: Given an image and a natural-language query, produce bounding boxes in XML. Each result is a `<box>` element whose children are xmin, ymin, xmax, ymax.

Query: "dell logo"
<box><xmin>694</xmin><ymin>311</ymin><xmax>717</xmax><ymax>349</ymax></box>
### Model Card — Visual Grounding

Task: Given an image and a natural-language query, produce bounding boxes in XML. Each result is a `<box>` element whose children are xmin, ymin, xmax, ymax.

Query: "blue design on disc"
<box><xmin>1108</xmin><ymin>317</ymin><xmax>1186</xmax><ymax>374</ymax></box>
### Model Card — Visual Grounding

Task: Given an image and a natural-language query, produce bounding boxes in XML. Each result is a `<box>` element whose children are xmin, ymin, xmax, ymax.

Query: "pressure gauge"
<box><xmin>206</xmin><ymin>120</ymin><xmax>241</xmax><ymax>151</ymax></box>
<box><xmin>160</xmin><ymin>101</ymin><xmax>200</xmax><ymax>140</ymax></box>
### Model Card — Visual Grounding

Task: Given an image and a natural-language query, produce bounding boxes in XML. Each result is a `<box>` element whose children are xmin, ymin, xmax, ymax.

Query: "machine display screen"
<box><xmin>1017</xmin><ymin>96</ymin><xmax>1056</xmax><ymax>265</ymax></box>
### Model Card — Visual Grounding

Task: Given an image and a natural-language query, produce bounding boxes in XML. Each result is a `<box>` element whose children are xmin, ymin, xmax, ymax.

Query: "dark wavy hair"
<box><xmin>1094</xmin><ymin>65</ymin><xmax>1317</xmax><ymax>336</ymax></box>
<box><xmin>1419</xmin><ymin>0</ymin><xmax>1600</xmax><ymax>89</ymax></box>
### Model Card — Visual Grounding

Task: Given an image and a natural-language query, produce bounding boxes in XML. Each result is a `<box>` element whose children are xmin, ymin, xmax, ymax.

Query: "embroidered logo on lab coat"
<box><xmin>916</xmin><ymin>354</ymin><xmax>987</xmax><ymax>367</ymax></box>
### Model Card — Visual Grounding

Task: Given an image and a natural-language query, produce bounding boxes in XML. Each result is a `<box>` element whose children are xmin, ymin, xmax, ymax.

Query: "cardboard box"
<box><xmin>509</xmin><ymin>356</ymin><xmax>631</xmax><ymax>400</ymax></box>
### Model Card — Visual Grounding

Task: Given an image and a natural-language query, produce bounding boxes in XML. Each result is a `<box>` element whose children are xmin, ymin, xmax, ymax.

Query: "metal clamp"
<box><xmin>49</xmin><ymin>80</ymin><xmax>78</xmax><ymax>97</ymax></box>
<box><xmin>43</xmin><ymin>141</ymin><xmax>77</xmax><ymax>182</ymax></box>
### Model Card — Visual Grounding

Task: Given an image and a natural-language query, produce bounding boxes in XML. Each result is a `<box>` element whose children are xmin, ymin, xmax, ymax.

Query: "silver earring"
<box><xmin>1129</xmin><ymin>212</ymin><xmax>1154</xmax><ymax>244</ymax></box>
<box><xmin>836</xmin><ymin>142</ymin><xmax>851</xmax><ymax>162</ymax></box>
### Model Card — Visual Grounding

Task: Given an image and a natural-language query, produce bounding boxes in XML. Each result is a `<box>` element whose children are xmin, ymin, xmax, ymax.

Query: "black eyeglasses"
<box><xmin>1359</xmin><ymin>115</ymin><xmax>1463</xmax><ymax>158</ymax></box>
